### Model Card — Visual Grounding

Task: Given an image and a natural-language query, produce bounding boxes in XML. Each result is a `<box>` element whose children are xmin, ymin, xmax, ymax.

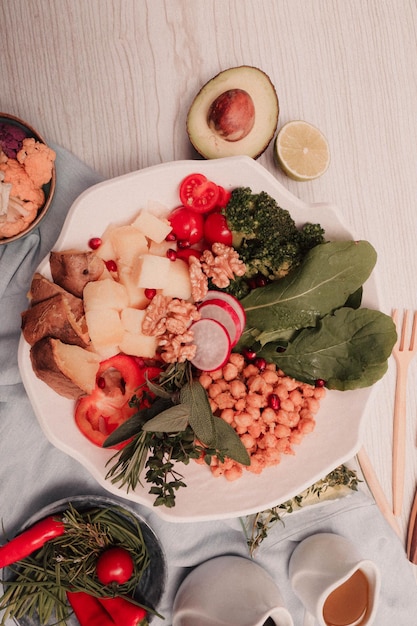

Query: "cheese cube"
<box><xmin>94</xmin><ymin>224</ymin><xmax>117</xmax><ymax>261</ymax></box>
<box><xmin>136</xmin><ymin>254</ymin><xmax>171</xmax><ymax>289</ymax></box>
<box><xmin>120</xmin><ymin>307</ymin><xmax>146</xmax><ymax>333</ymax></box>
<box><xmin>83</xmin><ymin>278</ymin><xmax>129</xmax><ymax>312</ymax></box>
<box><xmin>148</xmin><ymin>239</ymin><xmax>177</xmax><ymax>256</ymax></box>
<box><xmin>111</xmin><ymin>225</ymin><xmax>148</xmax><ymax>268</ymax></box>
<box><xmin>85</xmin><ymin>308</ymin><xmax>124</xmax><ymax>358</ymax></box>
<box><xmin>131</xmin><ymin>210</ymin><xmax>172</xmax><ymax>243</ymax></box>
<box><xmin>161</xmin><ymin>258</ymin><xmax>192</xmax><ymax>300</ymax></box>
<box><xmin>118</xmin><ymin>268</ymin><xmax>150</xmax><ymax>309</ymax></box>
<box><xmin>119</xmin><ymin>331</ymin><xmax>158</xmax><ymax>358</ymax></box>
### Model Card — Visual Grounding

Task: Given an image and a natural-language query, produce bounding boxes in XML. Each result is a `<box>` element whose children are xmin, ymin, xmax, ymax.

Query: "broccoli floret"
<box><xmin>222</xmin><ymin>186</ymin><xmax>325</xmax><ymax>287</ymax></box>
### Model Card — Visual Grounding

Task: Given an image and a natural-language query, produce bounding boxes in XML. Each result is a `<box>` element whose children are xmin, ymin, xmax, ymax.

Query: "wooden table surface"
<box><xmin>2</xmin><ymin>0</ymin><xmax>417</xmax><ymax>579</ymax></box>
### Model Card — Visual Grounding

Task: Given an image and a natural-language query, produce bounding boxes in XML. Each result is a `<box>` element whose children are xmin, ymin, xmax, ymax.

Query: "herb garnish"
<box><xmin>242</xmin><ymin>465</ymin><xmax>360</xmax><ymax>555</ymax></box>
<box><xmin>0</xmin><ymin>505</ymin><xmax>151</xmax><ymax>626</ymax></box>
<box><xmin>104</xmin><ymin>362</ymin><xmax>249</xmax><ymax>507</ymax></box>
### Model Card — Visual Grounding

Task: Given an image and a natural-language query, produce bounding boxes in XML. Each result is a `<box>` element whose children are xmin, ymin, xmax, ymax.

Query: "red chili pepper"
<box><xmin>0</xmin><ymin>516</ymin><xmax>65</xmax><ymax>569</ymax></box>
<box><xmin>67</xmin><ymin>591</ymin><xmax>116</xmax><ymax>626</ymax></box>
<box><xmin>98</xmin><ymin>596</ymin><xmax>147</xmax><ymax>626</ymax></box>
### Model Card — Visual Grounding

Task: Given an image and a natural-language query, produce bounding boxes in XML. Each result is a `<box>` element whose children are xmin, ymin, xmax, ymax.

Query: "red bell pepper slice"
<box><xmin>74</xmin><ymin>354</ymin><xmax>161</xmax><ymax>448</ymax></box>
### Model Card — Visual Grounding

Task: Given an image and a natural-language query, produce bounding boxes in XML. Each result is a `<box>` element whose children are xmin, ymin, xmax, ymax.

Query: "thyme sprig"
<box><xmin>0</xmin><ymin>505</ymin><xmax>150</xmax><ymax>626</ymax></box>
<box><xmin>243</xmin><ymin>465</ymin><xmax>360</xmax><ymax>555</ymax></box>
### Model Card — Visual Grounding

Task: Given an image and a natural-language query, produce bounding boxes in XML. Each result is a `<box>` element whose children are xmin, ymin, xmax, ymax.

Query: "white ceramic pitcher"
<box><xmin>172</xmin><ymin>554</ymin><xmax>294</xmax><ymax>626</ymax></box>
<box><xmin>289</xmin><ymin>533</ymin><xmax>380</xmax><ymax>626</ymax></box>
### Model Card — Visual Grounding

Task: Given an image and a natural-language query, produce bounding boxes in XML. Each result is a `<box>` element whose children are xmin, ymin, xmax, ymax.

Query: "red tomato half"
<box><xmin>203</xmin><ymin>212</ymin><xmax>233</xmax><ymax>246</ymax></box>
<box><xmin>168</xmin><ymin>206</ymin><xmax>204</xmax><ymax>244</ymax></box>
<box><xmin>74</xmin><ymin>355</ymin><xmax>161</xmax><ymax>448</ymax></box>
<box><xmin>179</xmin><ymin>173</ymin><xmax>220</xmax><ymax>213</ymax></box>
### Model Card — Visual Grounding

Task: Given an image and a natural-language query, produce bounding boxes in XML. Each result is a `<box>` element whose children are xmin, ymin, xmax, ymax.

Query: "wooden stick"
<box><xmin>357</xmin><ymin>447</ymin><xmax>402</xmax><ymax>538</ymax></box>
<box><xmin>406</xmin><ymin>484</ymin><xmax>417</xmax><ymax>563</ymax></box>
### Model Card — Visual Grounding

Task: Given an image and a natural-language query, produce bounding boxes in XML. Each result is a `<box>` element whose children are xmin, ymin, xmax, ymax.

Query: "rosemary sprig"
<box><xmin>243</xmin><ymin>465</ymin><xmax>360</xmax><ymax>555</ymax></box>
<box><xmin>0</xmin><ymin>505</ymin><xmax>150</xmax><ymax>626</ymax></box>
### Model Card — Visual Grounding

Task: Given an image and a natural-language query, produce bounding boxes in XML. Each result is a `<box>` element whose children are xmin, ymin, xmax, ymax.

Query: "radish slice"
<box><xmin>198</xmin><ymin>298</ymin><xmax>242</xmax><ymax>347</ymax></box>
<box><xmin>202</xmin><ymin>290</ymin><xmax>246</xmax><ymax>333</ymax></box>
<box><xmin>190</xmin><ymin>318</ymin><xmax>231</xmax><ymax>372</ymax></box>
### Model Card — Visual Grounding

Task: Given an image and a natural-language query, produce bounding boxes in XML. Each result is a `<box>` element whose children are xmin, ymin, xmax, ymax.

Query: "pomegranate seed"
<box><xmin>105</xmin><ymin>259</ymin><xmax>117</xmax><ymax>272</ymax></box>
<box><xmin>178</xmin><ymin>239</ymin><xmax>191</xmax><ymax>249</ymax></box>
<box><xmin>145</xmin><ymin>288</ymin><xmax>157</xmax><ymax>300</ymax></box>
<box><xmin>254</xmin><ymin>357</ymin><xmax>266</xmax><ymax>372</ymax></box>
<box><xmin>247</xmin><ymin>278</ymin><xmax>258</xmax><ymax>290</ymax></box>
<box><xmin>88</xmin><ymin>237</ymin><xmax>102</xmax><ymax>250</ymax></box>
<box><xmin>267</xmin><ymin>393</ymin><xmax>280</xmax><ymax>410</ymax></box>
<box><xmin>166</xmin><ymin>232</ymin><xmax>176</xmax><ymax>241</ymax></box>
<box><xmin>97</xmin><ymin>376</ymin><xmax>106</xmax><ymax>389</ymax></box>
<box><xmin>166</xmin><ymin>248</ymin><xmax>177</xmax><ymax>261</ymax></box>
<box><xmin>243</xmin><ymin>347</ymin><xmax>257</xmax><ymax>361</ymax></box>
<box><xmin>255</xmin><ymin>274</ymin><xmax>270</xmax><ymax>288</ymax></box>
<box><xmin>315</xmin><ymin>379</ymin><xmax>326</xmax><ymax>388</ymax></box>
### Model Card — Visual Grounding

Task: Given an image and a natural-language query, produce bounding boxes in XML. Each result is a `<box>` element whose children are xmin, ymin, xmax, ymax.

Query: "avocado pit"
<box><xmin>207</xmin><ymin>89</ymin><xmax>255</xmax><ymax>142</ymax></box>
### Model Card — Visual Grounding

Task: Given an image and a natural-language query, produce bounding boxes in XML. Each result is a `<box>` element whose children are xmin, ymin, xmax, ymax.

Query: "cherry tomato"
<box><xmin>175</xmin><ymin>247</ymin><xmax>202</xmax><ymax>262</ymax></box>
<box><xmin>74</xmin><ymin>356</ymin><xmax>161</xmax><ymax>448</ymax></box>
<box><xmin>168</xmin><ymin>207</ymin><xmax>204</xmax><ymax>244</ymax></box>
<box><xmin>96</xmin><ymin>546</ymin><xmax>134</xmax><ymax>585</ymax></box>
<box><xmin>203</xmin><ymin>212</ymin><xmax>233</xmax><ymax>246</ymax></box>
<box><xmin>216</xmin><ymin>186</ymin><xmax>232</xmax><ymax>208</ymax></box>
<box><xmin>179</xmin><ymin>173</ymin><xmax>220</xmax><ymax>213</ymax></box>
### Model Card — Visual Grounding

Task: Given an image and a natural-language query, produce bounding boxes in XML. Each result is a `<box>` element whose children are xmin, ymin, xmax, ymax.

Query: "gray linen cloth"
<box><xmin>0</xmin><ymin>145</ymin><xmax>416</xmax><ymax>625</ymax></box>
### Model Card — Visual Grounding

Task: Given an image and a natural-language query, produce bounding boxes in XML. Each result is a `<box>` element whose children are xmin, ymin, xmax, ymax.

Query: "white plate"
<box><xmin>18</xmin><ymin>156</ymin><xmax>378</xmax><ymax>523</ymax></box>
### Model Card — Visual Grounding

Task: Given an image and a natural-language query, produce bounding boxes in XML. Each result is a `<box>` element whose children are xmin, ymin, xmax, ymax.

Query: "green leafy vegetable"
<box><xmin>259</xmin><ymin>307</ymin><xmax>397</xmax><ymax>389</ymax></box>
<box><xmin>180</xmin><ymin>380</ymin><xmax>216</xmax><ymax>446</ymax></box>
<box><xmin>240</xmin><ymin>240</ymin><xmax>377</xmax><ymax>336</ymax></box>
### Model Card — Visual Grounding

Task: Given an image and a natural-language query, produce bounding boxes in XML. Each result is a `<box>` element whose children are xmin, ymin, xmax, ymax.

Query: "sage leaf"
<box><xmin>213</xmin><ymin>417</ymin><xmax>250</xmax><ymax>465</ymax></box>
<box><xmin>241</xmin><ymin>241</ymin><xmax>377</xmax><ymax>334</ymax></box>
<box><xmin>180</xmin><ymin>380</ymin><xmax>216</xmax><ymax>447</ymax></box>
<box><xmin>142</xmin><ymin>404</ymin><xmax>190</xmax><ymax>432</ymax></box>
<box><xmin>103</xmin><ymin>397</ymin><xmax>173</xmax><ymax>447</ymax></box>
<box><xmin>259</xmin><ymin>308</ymin><xmax>396</xmax><ymax>389</ymax></box>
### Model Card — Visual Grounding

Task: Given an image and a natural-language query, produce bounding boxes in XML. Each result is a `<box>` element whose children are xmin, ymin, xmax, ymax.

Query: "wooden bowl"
<box><xmin>0</xmin><ymin>112</ymin><xmax>56</xmax><ymax>245</ymax></box>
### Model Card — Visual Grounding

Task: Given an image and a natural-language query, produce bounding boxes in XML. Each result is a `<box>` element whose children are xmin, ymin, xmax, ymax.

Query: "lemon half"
<box><xmin>275</xmin><ymin>120</ymin><xmax>330</xmax><ymax>181</ymax></box>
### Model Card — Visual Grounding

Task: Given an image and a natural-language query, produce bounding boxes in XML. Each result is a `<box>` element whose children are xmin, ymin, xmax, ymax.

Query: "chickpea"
<box><xmin>289</xmin><ymin>389</ymin><xmax>303</xmax><ymax>407</ymax></box>
<box><xmin>262</xmin><ymin>407</ymin><xmax>278</xmax><ymax>424</ymax></box>
<box><xmin>224</xmin><ymin>465</ymin><xmax>243</xmax><ymax>481</ymax></box>
<box><xmin>274</xmin><ymin>424</ymin><xmax>291</xmax><ymax>438</ymax></box>
<box><xmin>220</xmin><ymin>408</ymin><xmax>235</xmax><ymax>424</ymax></box>
<box><xmin>229</xmin><ymin>379</ymin><xmax>247</xmax><ymax>399</ymax></box>
<box><xmin>246</xmin><ymin>392</ymin><xmax>266</xmax><ymax>408</ymax></box>
<box><xmin>240</xmin><ymin>433</ymin><xmax>256</xmax><ymax>450</ymax></box>
<box><xmin>280</xmin><ymin>398</ymin><xmax>295</xmax><ymax>412</ymax></box>
<box><xmin>261</xmin><ymin>369</ymin><xmax>279</xmax><ymax>385</ymax></box>
<box><xmin>229</xmin><ymin>352</ymin><xmax>245</xmax><ymax>371</ymax></box>
<box><xmin>234</xmin><ymin>412</ymin><xmax>253</xmax><ymax>429</ymax></box>
<box><xmin>198</xmin><ymin>373</ymin><xmax>212</xmax><ymax>389</ymax></box>
<box><xmin>216</xmin><ymin>391</ymin><xmax>235</xmax><ymax>410</ymax></box>
<box><xmin>223</xmin><ymin>362</ymin><xmax>239</xmax><ymax>381</ymax></box>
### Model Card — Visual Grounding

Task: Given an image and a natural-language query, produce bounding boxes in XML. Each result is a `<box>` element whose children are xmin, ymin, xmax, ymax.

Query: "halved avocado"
<box><xmin>186</xmin><ymin>66</ymin><xmax>279</xmax><ymax>160</ymax></box>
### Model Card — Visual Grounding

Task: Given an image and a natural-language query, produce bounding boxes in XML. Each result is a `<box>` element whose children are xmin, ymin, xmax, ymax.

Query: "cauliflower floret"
<box><xmin>0</xmin><ymin>158</ymin><xmax>45</xmax><ymax>208</ymax></box>
<box><xmin>0</xmin><ymin>196</ymin><xmax>38</xmax><ymax>238</ymax></box>
<box><xmin>17</xmin><ymin>137</ymin><xmax>56</xmax><ymax>187</ymax></box>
